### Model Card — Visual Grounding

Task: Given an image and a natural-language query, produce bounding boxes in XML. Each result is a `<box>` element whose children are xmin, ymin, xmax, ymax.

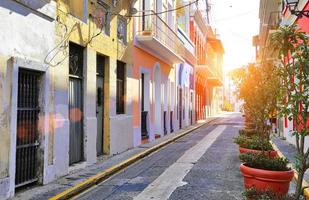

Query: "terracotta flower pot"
<box><xmin>239</xmin><ymin>147</ymin><xmax>278</xmax><ymax>158</ymax></box>
<box><xmin>142</xmin><ymin>31</ymin><xmax>152</xmax><ymax>36</ymax></box>
<box><xmin>240</xmin><ymin>164</ymin><xmax>294</xmax><ymax>196</ymax></box>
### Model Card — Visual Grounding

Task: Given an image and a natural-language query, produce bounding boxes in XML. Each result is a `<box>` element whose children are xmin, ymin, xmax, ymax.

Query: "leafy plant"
<box><xmin>222</xmin><ymin>100</ymin><xmax>233</xmax><ymax>111</ymax></box>
<box><xmin>240</xmin><ymin>153</ymin><xmax>289</xmax><ymax>171</ymax></box>
<box><xmin>229</xmin><ymin>62</ymin><xmax>281</xmax><ymax>140</ymax></box>
<box><xmin>239</xmin><ymin>129</ymin><xmax>258</xmax><ymax>137</ymax></box>
<box><xmin>242</xmin><ymin>187</ymin><xmax>304</xmax><ymax>200</ymax></box>
<box><xmin>234</xmin><ymin>135</ymin><xmax>273</xmax><ymax>151</ymax></box>
<box><xmin>270</xmin><ymin>25</ymin><xmax>309</xmax><ymax>199</ymax></box>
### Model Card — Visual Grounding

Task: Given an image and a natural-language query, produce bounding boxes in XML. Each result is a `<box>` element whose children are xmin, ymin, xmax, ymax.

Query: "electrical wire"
<box><xmin>212</xmin><ymin>9</ymin><xmax>258</xmax><ymax>22</ymax></box>
<box><xmin>44</xmin><ymin>22</ymin><xmax>78</xmax><ymax>67</ymax></box>
<box><xmin>87</xmin><ymin>0</ymin><xmax>200</xmax><ymax>45</ymax></box>
<box><xmin>108</xmin><ymin>0</ymin><xmax>199</xmax><ymax>18</ymax></box>
<box><xmin>45</xmin><ymin>0</ymin><xmax>200</xmax><ymax>66</ymax></box>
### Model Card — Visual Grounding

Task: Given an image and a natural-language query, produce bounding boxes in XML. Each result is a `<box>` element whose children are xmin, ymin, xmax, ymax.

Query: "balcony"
<box><xmin>178</xmin><ymin>27</ymin><xmax>197</xmax><ymax>65</ymax></box>
<box><xmin>136</xmin><ymin>10</ymin><xmax>185</xmax><ymax>64</ymax></box>
<box><xmin>196</xmin><ymin>65</ymin><xmax>223</xmax><ymax>87</ymax></box>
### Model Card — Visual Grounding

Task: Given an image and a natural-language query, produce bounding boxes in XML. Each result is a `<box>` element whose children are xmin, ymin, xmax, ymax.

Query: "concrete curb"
<box><xmin>49</xmin><ymin>119</ymin><xmax>216</xmax><ymax>200</ymax></box>
<box><xmin>270</xmin><ymin>141</ymin><xmax>309</xmax><ymax>199</ymax></box>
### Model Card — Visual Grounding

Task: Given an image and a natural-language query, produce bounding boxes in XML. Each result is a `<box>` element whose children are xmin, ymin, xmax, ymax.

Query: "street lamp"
<box><xmin>285</xmin><ymin>0</ymin><xmax>309</xmax><ymax>18</ymax></box>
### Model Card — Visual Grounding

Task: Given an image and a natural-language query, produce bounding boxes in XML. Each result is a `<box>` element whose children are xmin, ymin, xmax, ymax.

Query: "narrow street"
<box><xmin>0</xmin><ymin>1</ymin><xmax>308</xmax><ymax>199</ymax></box>
<box><xmin>76</xmin><ymin>113</ymin><xmax>243</xmax><ymax>200</ymax></box>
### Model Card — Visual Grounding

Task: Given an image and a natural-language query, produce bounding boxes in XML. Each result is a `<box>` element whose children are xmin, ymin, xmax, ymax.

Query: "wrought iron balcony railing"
<box><xmin>136</xmin><ymin>10</ymin><xmax>185</xmax><ymax>63</ymax></box>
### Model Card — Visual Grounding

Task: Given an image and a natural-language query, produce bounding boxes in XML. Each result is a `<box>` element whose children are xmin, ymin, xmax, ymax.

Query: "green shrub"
<box><xmin>234</xmin><ymin>135</ymin><xmax>273</xmax><ymax>151</ymax></box>
<box><xmin>239</xmin><ymin>153</ymin><xmax>289</xmax><ymax>171</ymax></box>
<box><xmin>242</xmin><ymin>187</ymin><xmax>303</xmax><ymax>200</ymax></box>
<box><xmin>239</xmin><ymin>129</ymin><xmax>258</xmax><ymax>137</ymax></box>
<box><xmin>222</xmin><ymin>100</ymin><xmax>233</xmax><ymax>111</ymax></box>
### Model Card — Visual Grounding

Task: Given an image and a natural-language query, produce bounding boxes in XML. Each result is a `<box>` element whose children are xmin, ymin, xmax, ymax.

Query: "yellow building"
<box><xmin>53</xmin><ymin>0</ymin><xmax>136</xmax><ymax>168</ymax></box>
<box><xmin>0</xmin><ymin>1</ymin><xmax>137</xmax><ymax>196</ymax></box>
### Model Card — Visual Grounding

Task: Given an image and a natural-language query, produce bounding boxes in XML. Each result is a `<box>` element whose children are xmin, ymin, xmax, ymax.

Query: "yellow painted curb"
<box><xmin>271</xmin><ymin>141</ymin><xmax>309</xmax><ymax>200</ymax></box>
<box><xmin>49</xmin><ymin>119</ymin><xmax>215</xmax><ymax>200</ymax></box>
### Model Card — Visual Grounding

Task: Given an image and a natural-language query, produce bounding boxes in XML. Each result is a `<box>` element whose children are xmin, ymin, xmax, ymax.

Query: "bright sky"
<box><xmin>207</xmin><ymin>0</ymin><xmax>260</xmax><ymax>72</ymax></box>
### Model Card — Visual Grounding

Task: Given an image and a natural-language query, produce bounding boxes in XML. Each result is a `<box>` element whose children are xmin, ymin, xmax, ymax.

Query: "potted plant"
<box><xmin>234</xmin><ymin>135</ymin><xmax>278</xmax><ymax>158</ymax></box>
<box><xmin>141</xmin><ymin>16</ymin><xmax>153</xmax><ymax>36</ymax></box>
<box><xmin>242</xmin><ymin>187</ymin><xmax>304</xmax><ymax>200</ymax></box>
<box><xmin>270</xmin><ymin>25</ymin><xmax>309</xmax><ymax>199</ymax></box>
<box><xmin>229</xmin><ymin>62</ymin><xmax>281</xmax><ymax>141</ymax></box>
<box><xmin>239</xmin><ymin>128</ymin><xmax>258</xmax><ymax>137</ymax></box>
<box><xmin>239</xmin><ymin>153</ymin><xmax>294</xmax><ymax>196</ymax></box>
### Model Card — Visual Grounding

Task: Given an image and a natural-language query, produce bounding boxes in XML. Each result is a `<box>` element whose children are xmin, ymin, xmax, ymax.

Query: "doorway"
<box><xmin>15</xmin><ymin>69</ymin><xmax>41</xmax><ymax>188</ymax></box>
<box><xmin>68</xmin><ymin>42</ymin><xmax>84</xmax><ymax>165</ymax></box>
<box><xmin>96</xmin><ymin>55</ymin><xmax>105</xmax><ymax>156</ymax></box>
<box><xmin>179</xmin><ymin>87</ymin><xmax>182</xmax><ymax>129</ymax></box>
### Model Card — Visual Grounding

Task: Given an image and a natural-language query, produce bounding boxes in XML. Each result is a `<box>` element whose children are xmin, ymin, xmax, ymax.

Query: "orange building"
<box><xmin>132</xmin><ymin>0</ymin><xmax>185</xmax><ymax>146</ymax></box>
<box><xmin>190</xmin><ymin>10</ymin><xmax>224</xmax><ymax>121</ymax></box>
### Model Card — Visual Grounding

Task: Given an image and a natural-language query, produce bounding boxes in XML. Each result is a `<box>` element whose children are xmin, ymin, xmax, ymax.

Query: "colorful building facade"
<box><xmin>0</xmin><ymin>0</ymin><xmax>57</xmax><ymax>198</ymax></box>
<box><xmin>190</xmin><ymin>10</ymin><xmax>224</xmax><ymax>122</ymax></box>
<box><xmin>0</xmin><ymin>0</ymin><xmax>135</xmax><ymax>197</ymax></box>
<box><xmin>258</xmin><ymin>0</ymin><xmax>309</xmax><ymax>148</ymax></box>
<box><xmin>176</xmin><ymin>0</ymin><xmax>197</xmax><ymax>130</ymax></box>
<box><xmin>0</xmin><ymin>0</ymin><xmax>225</xmax><ymax>198</ymax></box>
<box><xmin>280</xmin><ymin>0</ymin><xmax>309</xmax><ymax>148</ymax></box>
<box><xmin>132</xmin><ymin>0</ymin><xmax>185</xmax><ymax>145</ymax></box>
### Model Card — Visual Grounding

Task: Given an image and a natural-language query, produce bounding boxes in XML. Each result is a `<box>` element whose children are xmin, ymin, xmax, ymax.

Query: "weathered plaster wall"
<box><xmin>0</xmin><ymin>0</ymin><xmax>56</xmax><ymax>62</ymax></box>
<box><xmin>0</xmin><ymin>57</ymin><xmax>12</xmax><ymax>199</ymax></box>
<box><xmin>0</xmin><ymin>1</ymin><xmax>56</xmax><ymax>198</ymax></box>
<box><xmin>109</xmin><ymin>58</ymin><xmax>134</xmax><ymax>154</ymax></box>
<box><xmin>0</xmin><ymin>57</ymin><xmax>11</xmax><ymax>179</ymax></box>
<box><xmin>56</xmin><ymin>0</ymin><xmax>135</xmax><ymax>161</ymax></box>
<box><xmin>83</xmin><ymin>47</ymin><xmax>97</xmax><ymax>164</ymax></box>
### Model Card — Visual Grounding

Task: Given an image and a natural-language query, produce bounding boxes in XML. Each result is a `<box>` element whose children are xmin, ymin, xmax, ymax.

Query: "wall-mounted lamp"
<box><xmin>285</xmin><ymin>0</ymin><xmax>309</xmax><ymax>18</ymax></box>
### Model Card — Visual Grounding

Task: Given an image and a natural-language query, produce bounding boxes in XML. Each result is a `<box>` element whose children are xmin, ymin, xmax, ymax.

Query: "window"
<box><xmin>97</xmin><ymin>0</ymin><xmax>111</xmax><ymax>36</ymax></box>
<box><xmin>69</xmin><ymin>42</ymin><xmax>84</xmax><ymax>77</ymax></box>
<box><xmin>116</xmin><ymin>61</ymin><xmax>126</xmax><ymax>114</ymax></box>
<box><xmin>117</xmin><ymin>16</ymin><xmax>127</xmax><ymax>44</ymax></box>
<box><xmin>141</xmin><ymin>73</ymin><xmax>145</xmax><ymax>112</ymax></box>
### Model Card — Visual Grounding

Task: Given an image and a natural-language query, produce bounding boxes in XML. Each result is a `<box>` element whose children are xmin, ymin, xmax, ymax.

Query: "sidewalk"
<box><xmin>12</xmin><ymin>118</ymin><xmax>216</xmax><ymax>200</ymax></box>
<box><xmin>271</xmin><ymin>136</ymin><xmax>307</xmax><ymax>195</ymax></box>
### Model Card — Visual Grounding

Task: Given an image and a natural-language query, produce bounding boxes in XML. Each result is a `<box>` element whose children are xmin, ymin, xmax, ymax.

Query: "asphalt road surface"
<box><xmin>76</xmin><ymin>113</ymin><xmax>244</xmax><ymax>200</ymax></box>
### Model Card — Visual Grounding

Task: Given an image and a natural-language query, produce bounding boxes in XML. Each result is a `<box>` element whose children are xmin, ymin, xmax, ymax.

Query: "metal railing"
<box><xmin>205</xmin><ymin>58</ymin><xmax>223</xmax><ymax>82</ymax></box>
<box><xmin>137</xmin><ymin>10</ymin><xmax>185</xmax><ymax>57</ymax></box>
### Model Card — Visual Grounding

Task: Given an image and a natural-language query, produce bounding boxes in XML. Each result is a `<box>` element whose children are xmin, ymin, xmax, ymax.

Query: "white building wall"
<box><xmin>175</xmin><ymin>62</ymin><xmax>194</xmax><ymax>129</ymax></box>
<box><xmin>175</xmin><ymin>27</ymin><xmax>196</xmax><ymax>129</ymax></box>
<box><xmin>0</xmin><ymin>1</ymin><xmax>57</xmax><ymax>198</ymax></box>
<box><xmin>281</xmin><ymin>118</ymin><xmax>309</xmax><ymax>151</ymax></box>
<box><xmin>109</xmin><ymin>59</ymin><xmax>134</xmax><ymax>155</ymax></box>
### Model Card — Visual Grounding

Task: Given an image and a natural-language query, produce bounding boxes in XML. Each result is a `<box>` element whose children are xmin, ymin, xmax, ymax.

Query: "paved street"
<box><xmin>76</xmin><ymin>113</ymin><xmax>243</xmax><ymax>200</ymax></box>
<box><xmin>1</xmin><ymin>0</ymin><xmax>307</xmax><ymax>199</ymax></box>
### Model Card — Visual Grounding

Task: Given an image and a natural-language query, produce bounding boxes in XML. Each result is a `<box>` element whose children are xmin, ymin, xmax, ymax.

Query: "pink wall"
<box><xmin>296</xmin><ymin>2</ymin><xmax>309</xmax><ymax>33</ymax></box>
<box><xmin>132</xmin><ymin>46</ymin><xmax>171</xmax><ymax>127</ymax></box>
